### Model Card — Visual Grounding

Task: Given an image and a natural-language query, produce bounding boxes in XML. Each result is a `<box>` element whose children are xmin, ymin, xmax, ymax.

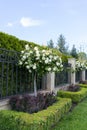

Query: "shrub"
<box><xmin>79</xmin><ymin>84</ymin><xmax>87</xmax><ymax>88</ymax></box>
<box><xmin>57</xmin><ymin>87</ymin><xmax>87</xmax><ymax>103</ymax></box>
<box><xmin>9</xmin><ymin>92</ymin><xmax>57</xmax><ymax>113</ymax></box>
<box><xmin>79</xmin><ymin>80</ymin><xmax>87</xmax><ymax>84</ymax></box>
<box><xmin>0</xmin><ymin>98</ymin><xmax>72</xmax><ymax>130</ymax></box>
<box><xmin>68</xmin><ymin>84</ymin><xmax>80</xmax><ymax>92</ymax></box>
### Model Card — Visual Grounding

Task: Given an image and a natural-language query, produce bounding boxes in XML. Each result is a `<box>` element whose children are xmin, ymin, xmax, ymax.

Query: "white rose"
<box><xmin>33</xmin><ymin>64</ymin><xmax>36</xmax><ymax>69</ymax></box>
<box><xmin>25</xmin><ymin>44</ymin><xmax>29</xmax><ymax>50</ymax></box>
<box><xmin>22</xmin><ymin>55</ymin><xmax>26</xmax><ymax>61</ymax></box>
<box><xmin>42</xmin><ymin>50</ymin><xmax>46</xmax><ymax>53</ymax></box>
<box><xmin>54</xmin><ymin>56</ymin><xmax>58</xmax><ymax>60</ymax></box>
<box><xmin>49</xmin><ymin>55</ymin><xmax>53</xmax><ymax>59</ymax></box>
<box><xmin>26</xmin><ymin>65</ymin><xmax>30</xmax><ymax>69</ymax></box>
<box><xmin>34</xmin><ymin>47</ymin><xmax>38</xmax><ymax>51</ymax></box>
<box><xmin>56</xmin><ymin>62</ymin><xmax>60</xmax><ymax>66</ymax></box>
<box><xmin>29</xmin><ymin>51</ymin><xmax>33</xmax><ymax>54</ymax></box>
<box><xmin>42</xmin><ymin>56</ymin><xmax>45</xmax><ymax>60</ymax></box>
<box><xmin>21</xmin><ymin>50</ymin><xmax>24</xmax><ymax>54</ymax></box>
<box><xmin>53</xmin><ymin>67</ymin><xmax>57</xmax><ymax>71</ymax></box>
<box><xmin>29</xmin><ymin>70</ymin><xmax>32</xmax><ymax>73</ymax></box>
<box><xmin>49</xmin><ymin>59</ymin><xmax>52</xmax><ymax>62</ymax></box>
<box><xmin>19</xmin><ymin>61</ymin><xmax>22</xmax><ymax>65</ymax></box>
<box><xmin>48</xmin><ymin>67</ymin><xmax>51</xmax><ymax>71</ymax></box>
<box><xmin>45</xmin><ymin>60</ymin><xmax>49</xmax><ymax>64</ymax></box>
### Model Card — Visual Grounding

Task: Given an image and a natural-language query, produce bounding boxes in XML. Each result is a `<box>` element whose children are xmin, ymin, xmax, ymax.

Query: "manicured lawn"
<box><xmin>53</xmin><ymin>98</ymin><xmax>87</xmax><ymax>130</ymax></box>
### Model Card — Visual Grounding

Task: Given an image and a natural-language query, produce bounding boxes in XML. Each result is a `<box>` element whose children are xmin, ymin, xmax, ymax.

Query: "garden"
<box><xmin>0</xmin><ymin>32</ymin><xmax>87</xmax><ymax>130</ymax></box>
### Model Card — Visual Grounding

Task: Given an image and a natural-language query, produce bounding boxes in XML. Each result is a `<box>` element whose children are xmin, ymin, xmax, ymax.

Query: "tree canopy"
<box><xmin>57</xmin><ymin>34</ymin><xmax>68</xmax><ymax>54</ymax></box>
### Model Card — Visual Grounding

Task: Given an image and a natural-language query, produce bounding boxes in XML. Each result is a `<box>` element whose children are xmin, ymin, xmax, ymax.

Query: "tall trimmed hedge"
<box><xmin>0</xmin><ymin>32</ymin><xmax>71</xmax><ymax>62</ymax></box>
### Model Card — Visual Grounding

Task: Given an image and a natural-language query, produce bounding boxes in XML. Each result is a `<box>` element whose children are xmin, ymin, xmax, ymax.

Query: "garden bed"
<box><xmin>57</xmin><ymin>87</ymin><xmax>87</xmax><ymax>103</ymax></box>
<box><xmin>0</xmin><ymin>98</ymin><xmax>71</xmax><ymax>130</ymax></box>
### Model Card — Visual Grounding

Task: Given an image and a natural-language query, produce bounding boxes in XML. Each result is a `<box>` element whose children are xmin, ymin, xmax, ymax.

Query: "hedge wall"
<box><xmin>0</xmin><ymin>98</ymin><xmax>72</xmax><ymax>130</ymax></box>
<box><xmin>79</xmin><ymin>84</ymin><xmax>87</xmax><ymax>88</ymax></box>
<box><xmin>0</xmin><ymin>32</ymin><xmax>71</xmax><ymax>62</ymax></box>
<box><xmin>57</xmin><ymin>88</ymin><xmax>87</xmax><ymax>103</ymax></box>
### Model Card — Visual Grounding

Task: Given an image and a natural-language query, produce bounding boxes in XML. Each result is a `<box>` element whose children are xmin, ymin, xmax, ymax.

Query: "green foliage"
<box><xmin>0</xmin><ymin>32</ymin><xmax>69</xmax><ymax>63</ymax></box>
<box><xmin>79</xmin><ymin>84</ymin><xmax>87</xmax><ymax>88</ymax></box>
<box><xmin>57</xmin><ymin>34</ymin><xmax>68</xmax><ymax>54</ymax></box>
<box><xmin>78</xmin><ymin>52</ymin><xmax>87</xmax><ymax>61</ymax></box>
<box><xmin>57</xmin><ymin>88</ymin><xmax>87</xmax><ymax>103</ymax></box>
<box><xmin>0</xmin><ymin>32</ymin><xmax>41</xmax><ymax>51</ymax></box>
<box><xmin>0</xmin><ymin>98</ymin><xmax>72</xmax><ymax>130</ymax></box>
<box><xmin>47</xmin><ymin>39</ymin><xmax>54</xmax><ymax>48</ymax></box>
<box><xmin>70</xmin><ymin>44</ymin><xmax>78</xmax><ymax>58</ymax></box>
<box><xmin>0</xmin><ymin>32</ymin><xmax>21</xmax><ymax>51</ymax></box>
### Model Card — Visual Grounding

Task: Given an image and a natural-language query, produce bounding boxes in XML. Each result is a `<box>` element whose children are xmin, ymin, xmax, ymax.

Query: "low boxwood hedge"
<box><xmin>0</xmin><ymin>98</ymin><xmax>71</xmax><ymax>130</ymax></box>
<box><xmin>57</xmin><ymin>88</ymin><xmax>87</xmax><ymax>103</ymax></box>
<box><xmin>79</xmin><ymin>84</ymin><xmax>87</xmax><ymax>88</ymax></box>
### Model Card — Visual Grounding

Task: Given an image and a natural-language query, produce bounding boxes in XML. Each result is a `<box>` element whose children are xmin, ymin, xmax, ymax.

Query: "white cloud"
<box><xmin>20</xmin><ymin>17</ymin><xmax>43</xmax><ymax>27</ymax></box>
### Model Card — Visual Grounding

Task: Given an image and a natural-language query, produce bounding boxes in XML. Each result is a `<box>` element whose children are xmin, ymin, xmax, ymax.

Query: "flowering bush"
<box><xmin>75</xmin><ymin>60</ymin><xmax>87</xmax><ymax>71</ymax></box>
<box><xmin>19</xmin><ymin>44</ymin><xmax>63</xmax><ymax>96</ymax></box>
<box><xmin>19</xmin><ymin>44</ymin><xmax>63</xmax><ymax>74</ymax></box>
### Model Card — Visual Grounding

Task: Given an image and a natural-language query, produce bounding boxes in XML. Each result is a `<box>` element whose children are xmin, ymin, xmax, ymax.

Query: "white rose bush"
<box><xmin>19</xmin><ymin>44</ymin><xmax>63</xmax><ymax>96</ymax></box>
<box><xmin>75</xmin><ymin>60</ymin><xmax>87</xmax><ymax>71</ymax></box>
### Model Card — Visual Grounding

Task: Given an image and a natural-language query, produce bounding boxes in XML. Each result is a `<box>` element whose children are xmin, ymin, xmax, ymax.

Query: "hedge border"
<box><xmin>79</xmin><ymin>84</ymin><xmax>87</xmax><ymax>88</ymax></box>
<box><xmin>0</xmin><ymin>98</ymin><xmax>72</xmax><ymax>130</ymax></box>
<box><xmin>57</xmin><ymin>87</ymin><xmax>87</xmax><ymax>103</ymax></box>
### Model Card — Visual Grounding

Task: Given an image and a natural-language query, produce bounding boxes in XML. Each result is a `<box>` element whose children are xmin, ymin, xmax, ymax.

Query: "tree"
<box><xmin>78</xmin><ymin>52</ymin><xmax>87</xmax><ymax>61</ymax></box>
<box><xmin>19</xmin><ymin>45</ymin><xmax>63</xmax><ymax>97</ymax></box>
<box><xmin>70</xmin><ymin>44</ymin><xmax>78</xmax><ymax>58</ymax></box>
<box><xmin>47</xmin><ymin>39</ymin><xmax>54</xmax><ymax>48</ymax></box>
<box><xmin>57</xmin><ymin>34</ymin><xmax>68</xmax><ymax>54</ymax></box>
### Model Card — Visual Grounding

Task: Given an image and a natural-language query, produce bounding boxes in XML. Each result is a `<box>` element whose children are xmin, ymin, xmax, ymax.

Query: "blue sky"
<box><xmin>0</xmin><ymin>0</ymin><xmax>87</xmax><ymax>52</ymax></box>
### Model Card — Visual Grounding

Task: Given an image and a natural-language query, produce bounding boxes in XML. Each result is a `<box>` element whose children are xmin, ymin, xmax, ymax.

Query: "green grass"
<box><xmin>53</xmin><ymin>98</ymin><xmax>87</xmax><ymax>130</ymax></box>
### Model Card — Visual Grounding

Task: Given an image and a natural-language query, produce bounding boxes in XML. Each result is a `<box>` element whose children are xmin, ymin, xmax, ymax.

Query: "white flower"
<box><xmin>21</xmin><ymin>50</ymin><xmax>24</xmax><ymax>54</ymax></box>
<box><xmin>54</xmin><ymin>56</ymin><xmax>58</xmax><ymax>60</ymax></box>
<box><xmin>25</xmin><ymin>62</ymin><xmax>28</xmax><ymax>65</ymax></box>
<box><xmin>46</xmin><ymin>51</ymin><xmax>50</xmax><ymax>55</ymax></box>
<box><xmin>48</xmin><ymin>67</ymin><xmax>51</xmax><ymax>71</ymax></box>
<box><xmin>36</xmin><ymin>51</ymin><xmax>40</xmax><ymax>58</ymax></box>
<box><xmin>42</xmin><ymin>50</ymin><xmax>46</xmax><ymax>53</ymax></box>
<box><xmin>29</xmin><ymin>51</ymin><xmax>33</xmax><ymax>54</ymax></box>
<box><xmin>26</xmin><ymin>65</ymin><xmax>30</xmax><ymax>69</ymax></box>
<box><xmin>53</xmin><ymin>67</ymin><xmax>57</xmax><ymax>71</ymax></box>
<box><xmin>19</xmin><ymin>61</ymin><xmax>22</xmax><ymax>65</ymax></box>
<box><xmin>25</xmin><ymin>44</ymin><xmax>29</xmax><ymax>50</ymax></box>
<box><xmin>36</xmin><ymin>56</ymin><xmax>40</xmax><ymax>60</ymax></box>
<box><xmin>60</xmin><ymin>64</ymin><xmax>63</xmax><ymax>68</ymax></box>
<box><xmin>22</xmin><ymin>55</ymin><xmax>26</xmax><ymax>61</ymax></box>
<box><xmin>49</xmin><ymin>55</ymin><xmax>53</xmax><ymax>59</ymax></box>
<box><xmin>45</xmin><ymin>59</ymin><xmax>49</xmax><ymax>64</ymax></box>
<box><xmin>34</xmin><ymin>47</ymin><xmax>38</xmax><ymax>51</ymax></box>
<box><xmin>33</xmin><ymin>64</ymin><xmax>37</xmax><ymax>69</ymax></box>
<box><xmin>29</xmin><ymin>70</ymin><xmax>32</xmax><ymax>73</ymax></box>
<box><xmin>56</xmin><ymin>62</ymin><xmax>60</xmax><ymax>66</ymax></box>
<box><xmin>42</xmin><ymin>56</ymin><xmax>45</xmax><ymax>60</ymax></box>
<box><xmin>49</xmin><ymin>59</ymin><xmax>52</xmax><ymax>62</ymax></box>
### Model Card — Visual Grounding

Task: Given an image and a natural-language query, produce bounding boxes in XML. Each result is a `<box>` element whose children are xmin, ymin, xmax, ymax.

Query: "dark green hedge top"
<box><xmin>0</xmin><ymin>32</ymin><xmax>71</xmax><ymax>62</ymax></box>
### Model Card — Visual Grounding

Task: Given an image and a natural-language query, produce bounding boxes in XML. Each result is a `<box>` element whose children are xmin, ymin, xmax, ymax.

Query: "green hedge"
<box><xmin>57</xmin><ymin>88</ymin><xmax>87</xmax><ymax>103</ymax></box>
<box><xmin>79</xmin><ymin>84</ymin><xmax>87</xmax><ymax>88</ymax></box>
<box><xmin>0</xmin><ymin>98</ymin><xmax>71</xmax><ymax>130</ymax></box>
<box><xmin>0</xmin><ymin>32</ymin><xmax>71</xmax><ymax>62</ymax></box>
